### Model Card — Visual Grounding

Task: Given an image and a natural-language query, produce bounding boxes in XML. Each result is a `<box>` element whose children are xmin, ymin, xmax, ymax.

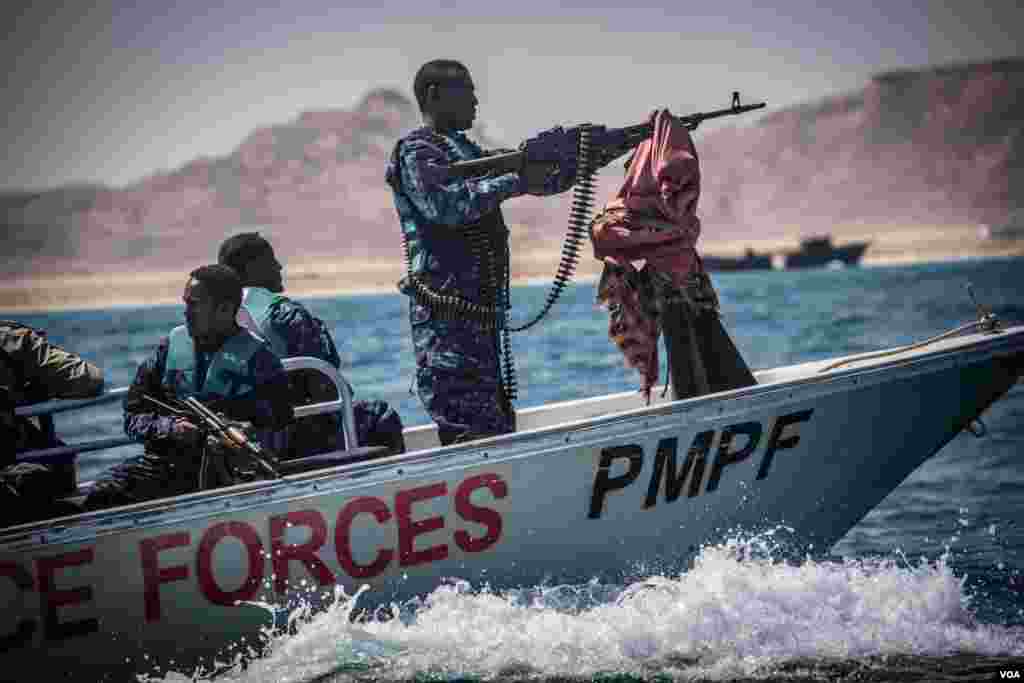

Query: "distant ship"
<box><xmin>702</xmin><ymin>247</ymin><xmax>773</xmax><ymax>272</ymax></box>
<box><xmin>978</xmin><ymin>210</ymin><xmax>1024</xmax><ymax>241</ymax></box>
<box><xmin>783</xmin><ymin>235</ymin><xmax>870</xmax><ymax>269</ymax></box>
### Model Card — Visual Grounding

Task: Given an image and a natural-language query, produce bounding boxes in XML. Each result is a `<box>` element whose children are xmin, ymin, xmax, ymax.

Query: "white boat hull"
<box><xmin>1</xmin><ymin>323</ymin><xmax>1021</xmax><ymax>679</ymax></box>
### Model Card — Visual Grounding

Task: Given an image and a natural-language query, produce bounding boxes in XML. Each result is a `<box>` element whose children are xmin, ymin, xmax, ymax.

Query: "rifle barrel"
<box><xmin>182</xmin><ymin>396</ymin><xmax>224</xmax><ymax>429</ymax></box>
<box><xmin>677</xmin><ymin>101</ymin><xmax>766</xmax><ymax>125</ymax></box>
<box><xmin>142</xmin><ymin>394</ymin><xmax>188</xmax><ymax>416</ymax></box>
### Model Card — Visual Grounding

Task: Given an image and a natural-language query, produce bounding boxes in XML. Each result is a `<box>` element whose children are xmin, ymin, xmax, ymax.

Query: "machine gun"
<box><xmin>437</xmin><ymin>93</ymin><xmax>767</xmax><ymax>337</ymax></box>
<box><xmin>143</xmin><ymin>394</ymin><xmax>281</xmax><ymax>479</ymax></box>
<box><xmin>446</xmin><ymin>92</ymin><xmax>766</xmax><ymax>188</ymax></box>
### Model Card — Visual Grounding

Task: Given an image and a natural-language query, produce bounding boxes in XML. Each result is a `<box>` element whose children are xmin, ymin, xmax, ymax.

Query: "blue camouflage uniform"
<box><xmin>84</xmin><ymin>327</ymin><xmax>293</xmax><ymax>509</ymax></box>
<box><xmin>239</xmin><ymin>287</ymin><xmax>405</xmax><ymax>457</ymax></box>
<box><xmin>386</xmin><ymin>127</ymin><xmax>563</xmax><ymax>445</ymax></box>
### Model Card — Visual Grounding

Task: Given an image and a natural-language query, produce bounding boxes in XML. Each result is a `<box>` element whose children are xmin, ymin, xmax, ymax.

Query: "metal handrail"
<box><xmin>13</xmin><ymin>356</ymin><xmax>358</xmax><ymax>462</ymax></box>
<box><xmin>281</xmin><ymin>356</ymin><xmax>357</xmax><ymax>450</ymax></box>
<box><xmin>15</xmin><ymin>386</ymin><xmax>129</xmax><ymax>418</ymax></box>
<box><xmin>18</xmin><ymin>436</ymin><xmax>136</xmax><ymax>462</ymax></box>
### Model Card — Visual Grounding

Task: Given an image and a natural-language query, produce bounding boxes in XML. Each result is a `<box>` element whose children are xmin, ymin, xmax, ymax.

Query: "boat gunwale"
<box><xmin>2</xmin><ymin>321</ymin><xmax>1021</xmax><ymax>549</ymax></box>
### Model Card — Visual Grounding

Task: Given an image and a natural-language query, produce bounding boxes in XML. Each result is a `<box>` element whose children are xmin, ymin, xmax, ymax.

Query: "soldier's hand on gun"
<box><xmin>171</xmin><ymin>418</ymin><xmax>203</xmax><ymax>447</ymax></box>
<box><xmin>225</xmin><ymin>419</ymin><xmax>254</xmax><ymax>442</ymax></box>
<box><xmin>204</xmin><ymin>433</ymin><xmax>232</xmax><ymax>456</ymax></box>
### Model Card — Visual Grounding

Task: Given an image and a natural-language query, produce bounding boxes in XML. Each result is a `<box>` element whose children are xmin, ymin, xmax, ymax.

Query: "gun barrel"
<box><xmin>182</xmin><ymin>397</ymin><xmax>237</xmax><ymax>444</ymax></box>
<box><xmin>182</xmin><ymin>396</ymin><xmax>226</xmax><ymax>431</ymax></box>
<box><xmin>677</xmin><ymin>101</ymin><xmax>766</xmax><ymax>126</ymax></box>
<box><xmin>142</xmin><ymin>394</ymin><xmax>188</xmax><ymax>416</ymax></box>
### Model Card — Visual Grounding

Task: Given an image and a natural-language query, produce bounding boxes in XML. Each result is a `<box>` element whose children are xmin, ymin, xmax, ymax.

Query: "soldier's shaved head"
<box><xmin>413</xmin><ymin>59</ymin><xmax>470</xmax><ymax>111</ymax></box>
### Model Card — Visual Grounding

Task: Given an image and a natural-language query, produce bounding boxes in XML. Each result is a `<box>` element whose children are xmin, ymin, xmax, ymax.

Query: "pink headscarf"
<box><xmin>590</xmin><ymin>109</ymin><xmax>705</xmax><ymax>400</ymax></box>
<box><xmin>591</xmin><ymin>109</ymin><xmax>703</xmax><ymax>287</ymax></box>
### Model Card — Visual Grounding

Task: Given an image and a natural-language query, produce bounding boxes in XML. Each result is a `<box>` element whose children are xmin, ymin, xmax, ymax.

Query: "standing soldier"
<box><xmin>385</xmin><ymin>59</ymin><xmax>563</xmax><ymax>445</ymax></box>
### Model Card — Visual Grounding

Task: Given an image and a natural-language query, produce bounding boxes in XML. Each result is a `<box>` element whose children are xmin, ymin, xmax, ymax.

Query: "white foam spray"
<box><xmin>145</xmin><ymin>533</ymin><xmax>1024</xmax><ymax>683</ymax></box>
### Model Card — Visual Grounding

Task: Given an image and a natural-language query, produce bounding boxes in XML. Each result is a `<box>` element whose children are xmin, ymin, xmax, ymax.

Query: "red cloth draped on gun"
<box><xmin>590</xmin><ymin>109</ymin><xmax>705</xmax><ymax>400</ymax></box>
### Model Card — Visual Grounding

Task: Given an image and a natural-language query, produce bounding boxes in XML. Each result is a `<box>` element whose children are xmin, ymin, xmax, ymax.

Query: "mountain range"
<box><xmin>2</xmin><ymin>57</ymin><xmax>1022</xmax><ymax>280</ymax></box>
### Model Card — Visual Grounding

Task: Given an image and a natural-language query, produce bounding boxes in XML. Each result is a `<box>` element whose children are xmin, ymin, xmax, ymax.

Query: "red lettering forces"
<box><xmin>140</xmin><ymin>532</ymin><xmax>190</xmax><ymax>622</ymax></box>
<box><xmin>126</xmin><ymin>472</ymin><xmax>509</xmax><ymax>623</ymax></box>
<box><xmin>270</xmin><ymin>511</ymin><xmax>334</xmax><ymax>594</ymax></box>
<box><xmin>330</xmin><ymin>474</ymin><xmax>508</xmax><ymax>580</ymax></box>
<box><xmin>335</xmin><ymin>497</ymin><xmax>394</xmax><ymax>578</ymax></box>
<box><xmin>197</xmin><ymin>522</ymin><xmax>264</xmax><ymax>606</ymax></box>
<box><xmin>36</xmin><ymin>549</ymin><xmax>98</xmax><ymax>641</ymax></box>
<box><xmin>396</xmin><ymin>483</ymin><xmax>448</xmax><ymax>567</ymax></box>
<box><xmin>1</xmin><ymin>473</ymin><xmax>511</xmax><ymax>648</ymax></box>
<box><xmin>454</xmin><ymin>474</ymin><xmax>508</xmax><ymax>553</ymax></box>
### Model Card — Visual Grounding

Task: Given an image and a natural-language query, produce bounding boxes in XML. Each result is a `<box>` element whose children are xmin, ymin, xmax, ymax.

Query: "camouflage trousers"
<box><xmin>410</xmin><ymin>303</ymin><xmax>515</xmax><ymax>446</ymax></box>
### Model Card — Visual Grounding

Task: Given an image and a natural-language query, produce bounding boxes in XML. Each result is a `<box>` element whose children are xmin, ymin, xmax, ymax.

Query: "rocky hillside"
<box><xmin>2</xmin><ymin>88</ymin><xmax>424</xmax><ymax>277</ymax></box>
<box><xmin>697</xmin><ymin>57</ymin><xmax>1023</xmax><ymax>236</ymax></box>
<box><xmin>2</xmin><ymin>58</ymin><xmax>1022</xmax><ymax>279</ymax></box>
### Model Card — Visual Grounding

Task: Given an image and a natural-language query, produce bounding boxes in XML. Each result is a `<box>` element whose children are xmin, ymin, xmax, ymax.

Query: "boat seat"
<box><xmin>276</xmin><ymin>445</ymin><xmax>391</xmax><ymax>475</ymax></box>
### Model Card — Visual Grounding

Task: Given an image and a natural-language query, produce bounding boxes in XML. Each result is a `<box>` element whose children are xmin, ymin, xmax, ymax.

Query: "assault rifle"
<box><xmin>143</xmin><ymin>394</ymin><xmax>281</xmax><ymax>479</ymax></box>
<box><xmin>447</xmin><ymin>92</ymin><xmax>766</xmax><ymax>188</ymax></box>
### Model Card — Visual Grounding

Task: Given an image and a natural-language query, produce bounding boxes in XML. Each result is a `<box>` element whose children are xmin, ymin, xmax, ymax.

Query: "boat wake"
<box><xmin>142</xmin><ymin>531</ymin><xmax>1024</xmax><ymax>683</ymax></box>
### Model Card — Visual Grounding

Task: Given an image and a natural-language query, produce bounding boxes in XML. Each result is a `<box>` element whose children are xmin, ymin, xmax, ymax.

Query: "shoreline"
<box><xmin>3</xmin><ymin>227</ymin><xmax>1021</xmax><ymax>315</ymax></box>
<box><xmin>3</xmin><ymin>252</ymin><xmax>1020</xmax><ymax>316</ymax></box>
<box><xmin>0</xmin><ymin>268</ymin><xmax>605</xmax><ymax>315</ymax></box>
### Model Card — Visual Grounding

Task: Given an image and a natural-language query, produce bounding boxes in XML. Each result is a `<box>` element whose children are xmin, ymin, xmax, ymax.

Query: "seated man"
<box><xmin>1</xmin><ymin>321</ymin><xmax>105</xmax><ymax>525</ymax></box>
<box><xmin>84</xmin><ymin>265</ymin><xmax>294</xmax><ymax>510</ymax></box>
<box><xmin>218</xmin><ymin>232</ymin><xmax>405</xmax><ymax>459</ymax></box>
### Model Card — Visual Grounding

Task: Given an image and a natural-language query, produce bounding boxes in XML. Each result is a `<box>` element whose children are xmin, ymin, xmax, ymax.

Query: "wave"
<box><xmin>148</xmin><ymin>533</ymin><xmax>1024</xmax><ymax>683</ymax></box>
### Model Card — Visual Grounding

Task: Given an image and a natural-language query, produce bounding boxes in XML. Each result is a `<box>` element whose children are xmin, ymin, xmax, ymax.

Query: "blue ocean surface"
<box><xmin>7</xmin><ymin>256</ymin><xmax>1024</xmax><ymax>681</ymax></box>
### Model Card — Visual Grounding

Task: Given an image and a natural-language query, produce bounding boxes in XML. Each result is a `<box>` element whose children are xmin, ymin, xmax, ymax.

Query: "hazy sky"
<box><xmin>2</xmin><ymin>0</ymin><xmax>1021</xmax><ymax>191</ymax></box>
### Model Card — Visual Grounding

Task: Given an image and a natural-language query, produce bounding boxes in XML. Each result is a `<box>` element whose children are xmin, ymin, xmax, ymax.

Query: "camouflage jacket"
<box><xmin>386</xmin><ymin>127</ymin><xmax>523</xmax><ymax>308</ymax></box>
<box><xmin>0</xmin><ymin>321</ymin><xmax>104</xmax><ymax>407</ymax></box>
<box><xmin>1</xmin><ymin>321</ymin><xmax>105</xmax><ymax>464</ymax></box>
<box><xmin>123</xmin><ymin>333</ymin><xmax>293</xmax><ymax>453</ymax></box>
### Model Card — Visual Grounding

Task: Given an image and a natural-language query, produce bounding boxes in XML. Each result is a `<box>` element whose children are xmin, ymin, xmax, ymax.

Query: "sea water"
<box><xmin>9</xmin><ymin>256</ymin><xmax>1024</xmax><ymax>681</ymax></box>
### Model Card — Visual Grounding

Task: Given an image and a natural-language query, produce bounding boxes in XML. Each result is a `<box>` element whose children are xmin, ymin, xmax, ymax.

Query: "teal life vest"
<box><xmin>162</xmin><ymin>325</ymin><xmax>268</xmax><ymax>401</ymax></box>
<box><xmin>240</xmin><ymin>287</ymin><xmax>289</xmax><ymax>356</ymax></box>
